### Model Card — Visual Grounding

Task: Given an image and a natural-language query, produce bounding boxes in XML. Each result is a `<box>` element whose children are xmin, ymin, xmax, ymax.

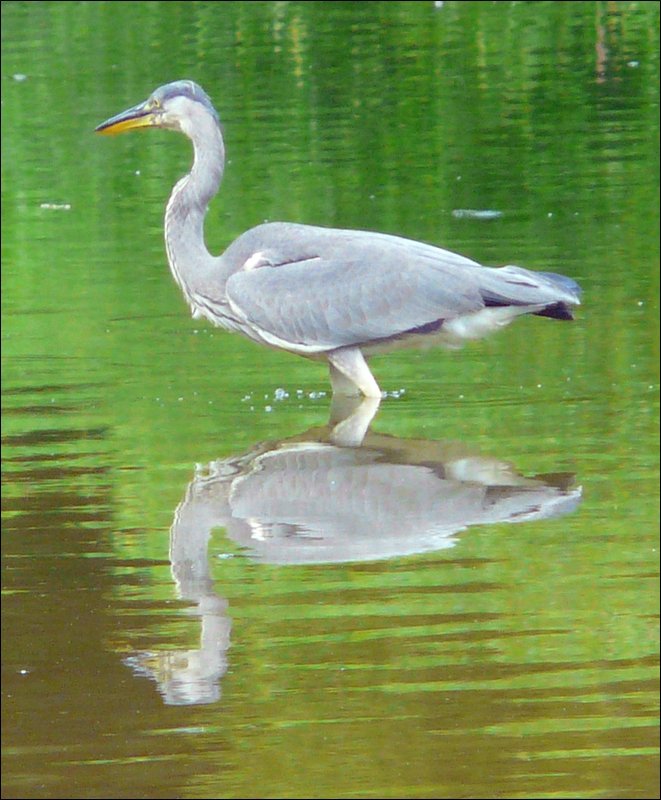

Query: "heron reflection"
<box><xmin>125</xmin><ymin>399</ymin><xmax>581</xmax><ymax>705</ymax></box>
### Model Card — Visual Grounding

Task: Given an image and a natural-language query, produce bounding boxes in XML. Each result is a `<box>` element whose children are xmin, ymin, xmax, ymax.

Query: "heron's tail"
<box><xmin>481</xmin><ymin>265</ymin><xmax>582</xmax><ymax>321</ymax></box>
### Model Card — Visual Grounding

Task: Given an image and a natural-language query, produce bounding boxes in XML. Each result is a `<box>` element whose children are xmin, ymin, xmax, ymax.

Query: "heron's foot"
<box><xmin>329</xmin><ymin>395</ymin><xmax>381</xmax><ymax>447</ymax></box>
<box><xmin>327</xmin><ymin>347</ymin><xmax>382</xmax><ymax>398</ymax></box>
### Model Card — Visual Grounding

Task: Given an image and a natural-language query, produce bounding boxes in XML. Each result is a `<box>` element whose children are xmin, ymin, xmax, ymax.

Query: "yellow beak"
<box><xmin>95</xmin><ymin>101</ymin><xmax>157</xmax><ymax>135</ymax></box>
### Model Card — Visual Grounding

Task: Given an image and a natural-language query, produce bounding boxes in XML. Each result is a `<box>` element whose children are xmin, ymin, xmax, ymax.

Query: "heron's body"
<box><xmin>97</xmin><ymin>80</ymin><xmax>581</xmax><ymax>397</ymax></box>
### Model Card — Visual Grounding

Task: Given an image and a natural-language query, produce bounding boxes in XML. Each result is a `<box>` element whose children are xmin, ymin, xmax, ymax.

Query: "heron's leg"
<box><xmin>327</xmin><ymin>347</ymin><xmax>382</xmax><ymax>398</ymax></box>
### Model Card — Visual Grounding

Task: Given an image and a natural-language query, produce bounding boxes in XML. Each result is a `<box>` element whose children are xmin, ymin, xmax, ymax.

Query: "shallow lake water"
<box><xmin>2</xmin><ymin>2</ymin><xmax>659</xmax><ymax>798</ymax></box>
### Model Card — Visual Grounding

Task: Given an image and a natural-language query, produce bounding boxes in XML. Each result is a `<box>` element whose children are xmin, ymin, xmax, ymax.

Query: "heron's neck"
<box><xmin>164</xmin><ymin>119</ymin><xmax>225</xmax><ymax>298</ymax></box>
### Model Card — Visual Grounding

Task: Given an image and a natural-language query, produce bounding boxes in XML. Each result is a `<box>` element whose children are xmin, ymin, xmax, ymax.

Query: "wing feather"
<box><xmin>224</xmin><ymin>223</ymin><xmax>485</xmax><ymax>350</ymax></box>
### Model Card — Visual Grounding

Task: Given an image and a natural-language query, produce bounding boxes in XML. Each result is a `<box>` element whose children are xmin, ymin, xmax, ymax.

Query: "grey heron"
<box><xmin>96</xmin><ymin>80</ymin><xmax>581</xmax><ymax>398</ymax></box>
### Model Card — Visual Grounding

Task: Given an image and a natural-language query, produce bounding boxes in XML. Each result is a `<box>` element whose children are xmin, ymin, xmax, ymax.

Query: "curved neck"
<box><xmin>164</xmin><ymin>116</ymin><xmax>225</xmax><ymax>298</ymax></box>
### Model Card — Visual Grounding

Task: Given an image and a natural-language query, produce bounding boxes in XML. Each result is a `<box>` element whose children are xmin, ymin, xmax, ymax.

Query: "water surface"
<box><xmin>2</xmin><ymin>2</ymin><xmax>659</xmax><ymax>798</ymax></box>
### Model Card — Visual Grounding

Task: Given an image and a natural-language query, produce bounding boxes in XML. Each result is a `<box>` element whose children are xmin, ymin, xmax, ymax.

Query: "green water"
<box><xmin>2</xmin><ymin>2</ymin><xmax>659</xmax><ymax>798</ymax></box>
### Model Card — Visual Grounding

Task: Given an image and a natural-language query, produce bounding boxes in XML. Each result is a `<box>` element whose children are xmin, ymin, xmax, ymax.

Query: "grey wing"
<box><xmin>223</xmin><ymin>224</ymin><xmax>486</xmax><ymax>352</ymax></box>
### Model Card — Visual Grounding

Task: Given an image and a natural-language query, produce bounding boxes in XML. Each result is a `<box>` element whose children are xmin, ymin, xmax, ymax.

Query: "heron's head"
<box><xmin>95</xmin><ymin>80</ymin><xmax>220</xmax><ymax>138</ymax></box>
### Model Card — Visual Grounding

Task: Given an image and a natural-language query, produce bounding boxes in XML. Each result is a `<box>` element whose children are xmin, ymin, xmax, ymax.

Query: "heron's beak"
<box><xmin>95</xmin><ymin>100</ymin><xmax>158</xmax><ymax>135</ymax></box>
